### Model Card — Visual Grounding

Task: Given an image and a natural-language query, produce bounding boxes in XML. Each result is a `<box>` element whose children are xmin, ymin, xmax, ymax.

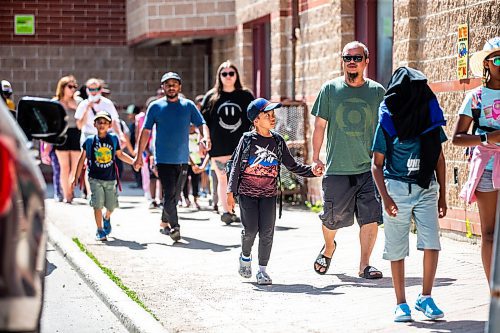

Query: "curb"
<box><xmin>47</xmin><ymin>222</ymin><xmax>169</xmax><ymax>333</ymax></box>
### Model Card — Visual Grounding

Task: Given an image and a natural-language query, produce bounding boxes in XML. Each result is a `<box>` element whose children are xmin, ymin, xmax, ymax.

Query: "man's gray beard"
<box><xmin>347</xmin><ymin>72</ymin><xmax>359</xmax><ymax>82</ymax></box>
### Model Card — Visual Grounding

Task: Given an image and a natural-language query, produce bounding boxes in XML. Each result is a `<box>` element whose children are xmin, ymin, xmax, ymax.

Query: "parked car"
<box><xmin>0</xmin><ymin>97</ymin><xmax>67</xmax><ymax>333</ymax></box>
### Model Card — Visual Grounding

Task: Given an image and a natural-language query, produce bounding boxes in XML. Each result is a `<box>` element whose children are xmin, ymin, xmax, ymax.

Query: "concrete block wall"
<box><xmin>394</xmin><ymin>0</ymin><xmax>499</xmax><ymax>234</ymax></box>
<box><xmin>0</xmin><ymin>44</ymin><xmax>209</xmax><ymax>110</ymax></box>
<box><xmin>127</xmin><ymin>0</ymin><xmax>236</xmax><ymax>45</ymax></box>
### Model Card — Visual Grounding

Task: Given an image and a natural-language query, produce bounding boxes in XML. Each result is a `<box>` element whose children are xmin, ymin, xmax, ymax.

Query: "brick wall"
<box><xmin>127</xmin><ymin>0</ymin><xmax>236</xmax><ymax>45</ymax></box>
<box><xmin>0</xmin><ymin>0</ymin><xmax>126</xmax><ymax>45</ymax></box>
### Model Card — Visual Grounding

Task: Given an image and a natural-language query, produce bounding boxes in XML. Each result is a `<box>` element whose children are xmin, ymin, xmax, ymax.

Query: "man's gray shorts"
<box><xmin>320</xmin><ymin>171</ymin><xmax>382</xmax><ymax>230</ymax></box>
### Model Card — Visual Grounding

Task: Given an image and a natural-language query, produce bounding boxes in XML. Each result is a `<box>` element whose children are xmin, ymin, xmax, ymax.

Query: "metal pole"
<box><xmin>486</xmin><ymin>192</ymin><xmax>500</xmax><ymax>333</ymax></box>
<box><xmin>290</xmin><ymin>0</ymin><xmax>298</xmax><ymax>101</ymax></box>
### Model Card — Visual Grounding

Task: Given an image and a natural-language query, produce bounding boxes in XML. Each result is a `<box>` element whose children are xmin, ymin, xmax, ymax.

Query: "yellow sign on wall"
<box><xmin>457</xmin><ymin>24</ymin><xmax>469</xmax><ymax>80</ymax></box>
<box><xmin>15</xmin><ymin>15</ymin><xmax>35</xmax><ymax>35</ymax></box>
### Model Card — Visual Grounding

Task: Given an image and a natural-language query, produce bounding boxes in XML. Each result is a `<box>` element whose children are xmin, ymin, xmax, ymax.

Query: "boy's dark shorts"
<box><xmin>320</xmin><ymin>171</ymin><xmax>382</xmax><ymax>230</ymax></box>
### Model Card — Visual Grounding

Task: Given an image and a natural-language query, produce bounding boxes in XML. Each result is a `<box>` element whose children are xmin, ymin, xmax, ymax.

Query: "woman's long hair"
<box><xmin>55</xmin><ymin>75</ymin><xmax>77</xmax><ymax>101</ymax></box>
<box><xmin>207</xmin><ymin>60</ymin><xmax>245</xmax><ymax>111</ymax></box>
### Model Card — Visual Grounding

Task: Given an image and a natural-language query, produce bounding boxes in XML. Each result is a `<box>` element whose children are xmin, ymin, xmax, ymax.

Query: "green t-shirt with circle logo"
<box><xmin>311</xmin><ymin>77</ymin><xmax>385</xmax><ymax>175</ymax></box>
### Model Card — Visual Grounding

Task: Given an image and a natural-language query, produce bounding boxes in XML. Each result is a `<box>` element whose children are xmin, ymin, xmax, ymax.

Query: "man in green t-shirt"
<box><xmin>311</xmin><ymin>41</ymin><xmax>386</xmax><ymax>279</ymax></box>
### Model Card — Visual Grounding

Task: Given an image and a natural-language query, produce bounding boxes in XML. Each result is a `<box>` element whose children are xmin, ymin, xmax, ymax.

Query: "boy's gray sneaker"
<box><xmin>239</xmin><ymin>254</ymin><xmax>252</xmax><ymax>278</ymax></box>
<box><xmin>256</xmin><ymin>271</ymin><xmax>272</xmax><ymax>285</ymax></box>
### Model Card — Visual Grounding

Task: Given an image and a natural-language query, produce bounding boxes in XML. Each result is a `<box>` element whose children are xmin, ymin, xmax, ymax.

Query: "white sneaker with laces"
<box><xmin>239</xmin><ymin>254</ymin><xmax>252</xmax><ymax>278</ymax></box>
<box><xmin>256</xmin><ymin>271</ymin><xmax>272</xmax><ymax>285</ymax></box>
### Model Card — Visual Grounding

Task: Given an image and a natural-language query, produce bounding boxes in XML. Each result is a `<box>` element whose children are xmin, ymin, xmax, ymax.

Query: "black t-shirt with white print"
<box><xmin>202</xmin><ymin>89</ymin><xmax>254</xmax><ymax>157</ymax></box>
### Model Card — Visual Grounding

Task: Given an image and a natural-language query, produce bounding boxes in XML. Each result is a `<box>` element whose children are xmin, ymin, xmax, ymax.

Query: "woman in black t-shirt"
<box><xmin>202</xmin><ymin>60</ymin><xmax>254</xmax><ymax>224</ymax></box>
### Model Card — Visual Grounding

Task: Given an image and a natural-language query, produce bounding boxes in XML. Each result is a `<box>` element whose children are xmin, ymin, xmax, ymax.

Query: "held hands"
<box><xmin>132</xmin><ymin>156</ymin><xmax>143</xmax><ymax>172</ymax></box>
<box><xmin>312</xmin><ymin>159</ymin><xmax>325</xmax><ymax>176</ymax></box>
<box><xmin>227</xmin><ymin>192</ymin><xmax>235</xmax><ymax>213</ymax></box>
<box><xmin>191</xmin><ymin>165</ymin><xmax>204</xmax><ymax>174</ymax></box>
<box><xmin>486</xmin><ymin>130</ymin><xmax>500</xmax><ymax>144</ymax></box>
<box><xmin>199</xmin><ymin>138</ymin><xmax>211</xmax><ymax>155</ymax></box>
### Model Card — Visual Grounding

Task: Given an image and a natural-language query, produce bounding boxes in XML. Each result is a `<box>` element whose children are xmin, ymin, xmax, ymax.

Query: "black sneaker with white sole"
<box><xmin>169</xmin><ymin>227</ymin><xmax>181</xmax><ymax>242</ymax></box>
<box><xmin>221</xmin><ymin>212</ymin><xmax>233</xmax><ymax>225</ymax></box>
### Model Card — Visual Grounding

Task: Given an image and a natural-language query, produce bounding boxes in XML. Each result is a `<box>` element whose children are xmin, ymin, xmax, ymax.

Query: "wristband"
<box><xmin>480</xmin><ymin>133</ymin><xmax>488</xmax><ymax>145</ymax></box>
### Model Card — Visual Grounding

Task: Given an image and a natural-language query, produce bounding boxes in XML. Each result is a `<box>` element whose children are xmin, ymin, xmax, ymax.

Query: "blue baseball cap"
<box><xmin>161</xmin><ymin>72</ymin><xmax>182</xmax><ymax>84</ymax></box>
<box><xmin>247</xmin><ymin>98</ymin><xmax>282</xmax><ymax>122</ymax></box>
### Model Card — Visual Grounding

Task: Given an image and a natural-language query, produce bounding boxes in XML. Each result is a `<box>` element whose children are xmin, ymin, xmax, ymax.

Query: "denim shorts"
<box><xmin>89</xmin><ymin>178</ymin><xmax>119</xmax><ymax>211</ymax></box>
<box><xmin>383</xmin><ymin>179</ymin><xmax>441</xmax><ymax>261</ymax></box>
<box><xmin>320</xmin><ymin>171</ymin><xmax>382</xmax><ymax>230</ymax></box>
<box><xmin>476</xmin><ymin>169</ymin><xmax>495</xmax><ymax>192</ymax></box>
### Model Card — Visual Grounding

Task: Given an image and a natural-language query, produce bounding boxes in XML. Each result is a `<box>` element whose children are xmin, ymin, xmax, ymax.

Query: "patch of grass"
<box><xmin>72</xmin><ymin>237</ymin><xmax>159</xmax><ymax>321</ymax></box>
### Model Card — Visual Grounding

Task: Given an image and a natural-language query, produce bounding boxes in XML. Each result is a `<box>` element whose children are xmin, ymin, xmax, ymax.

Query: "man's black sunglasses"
<box><xmin>342</xmin><ymin>55</ymin><xmax>364</xmax><ymax>63</ymax></box>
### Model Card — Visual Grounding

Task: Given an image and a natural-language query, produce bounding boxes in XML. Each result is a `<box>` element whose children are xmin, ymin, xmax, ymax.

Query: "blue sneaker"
<box><xmin>95</xmin><ymin>229</ymin><xmax>107</xmax><ymax>241</ymax></box>
<box><xmin>103</xmin><ymin>217</ymin><xmax>112</xmax><ymax>235</ymax></box>
<box><xmin>415</xmin><ymin>294</ymin><xmax>444</xmax><ymax>319</ymax></box>
<box><xmin>394</xmin><ymin>303</ymin><xmax>412</xmax><ymax>322</ymax></box>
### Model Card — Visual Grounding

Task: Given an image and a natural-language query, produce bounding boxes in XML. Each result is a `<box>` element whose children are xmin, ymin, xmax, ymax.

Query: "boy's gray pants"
<box><xmin>239</xmin><ymin>195</ymin><xmax>277</xmax><ymax>266</ymax></box>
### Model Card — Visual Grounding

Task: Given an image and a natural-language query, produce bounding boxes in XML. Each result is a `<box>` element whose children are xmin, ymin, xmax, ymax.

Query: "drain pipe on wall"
<box><xmin>487</xmin><ymin>194</ymin><xmax>500</xmax><ymax>333</ymax></box>
<box><xmin>290</xmin><ymin>0</ymin><xmax>299</xmax><ymax>101</ymax></box>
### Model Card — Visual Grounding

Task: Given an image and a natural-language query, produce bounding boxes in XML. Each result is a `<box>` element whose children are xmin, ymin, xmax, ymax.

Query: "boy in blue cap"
<box><xmin>227</xmin><ymin>98</ymin><xmax>322</xmax><ymax>285</ymax></box>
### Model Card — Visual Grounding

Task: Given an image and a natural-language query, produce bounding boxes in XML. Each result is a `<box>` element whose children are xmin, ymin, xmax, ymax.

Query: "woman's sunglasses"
<box><xmin>221</xmin><ymin>71</ymin><xmax>235</xmax><ymax>77</ymax></box>
<box><xmin>66</xmin><ymin>84</ymin><xmax>77</xmax><ymax>89</ymax></box>
<box><xmin>487</xmin><ymin>56</ymin><xmax>500</xmax><ymax>66</ymax></box>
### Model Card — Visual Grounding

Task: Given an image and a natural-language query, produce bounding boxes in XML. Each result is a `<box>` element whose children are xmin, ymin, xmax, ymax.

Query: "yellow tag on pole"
<box><xmin>465</xmin><ymin>218</ymin><xmax>473</xmax><ymax>238</ymax></box>
<box><xmin>457</xmin><ymin>24</ymin><xmax>469</xmax><ymax>80</ymax></box>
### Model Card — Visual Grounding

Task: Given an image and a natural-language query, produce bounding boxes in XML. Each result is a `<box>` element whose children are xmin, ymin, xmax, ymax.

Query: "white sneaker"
<box><xmin>239</xmin><ymin>254</ymin><xmax>252</xmax><ymax>278</ymax></box>
<box><xmin>256</xmin><ymin>271</ymin><xmax>272</xmax><ymax>285</ymax></box>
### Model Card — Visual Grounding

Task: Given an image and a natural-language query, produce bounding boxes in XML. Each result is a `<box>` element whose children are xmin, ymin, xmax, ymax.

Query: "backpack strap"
<box><xmin>271</xmin><ymin>130</ymin><xmax>284</xmax><ymax>219</ymax></box>
<box><xmin>110</xmin><ymin>134</ymin><xmax>122</xmax><ymax>192</ymax></box>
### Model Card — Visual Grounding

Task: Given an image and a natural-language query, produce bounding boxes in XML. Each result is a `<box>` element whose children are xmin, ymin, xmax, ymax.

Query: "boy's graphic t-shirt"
<box><xmin>372</xmin><ymin>124</ymin><xmax>447</xmax><ymax>183</ymax></box>
<box><xmin>458</xmin><ymin>87</ymin><xmax>500</xmax><ymax>170</ymax></box>
<box><xmin>83</xmin><ymin>133</ymin><xmax>119</xmax><ymax>181</ymax></box>
<box><xmin>239</xmin><ymin>136</ymin><xmax>279</xmax><ymax>197</ymax></box>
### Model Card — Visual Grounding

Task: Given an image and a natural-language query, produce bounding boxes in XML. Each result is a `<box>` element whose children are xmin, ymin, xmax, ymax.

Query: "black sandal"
<box><xmin>313</xmin><ymin>241</ymin><xmax>337</xmax><ymax>275</ymax></box>
<box><xmin>359</xmin><ymin>265</ymin><xmax>383</xmax><ymax>279</ymax></box>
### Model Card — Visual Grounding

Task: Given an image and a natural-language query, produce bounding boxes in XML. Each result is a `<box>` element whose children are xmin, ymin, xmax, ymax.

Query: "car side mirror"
<box><xmin>17</xmin><ymin>97</ymin><xmax>68</xmax><ymax>144</ymax></box>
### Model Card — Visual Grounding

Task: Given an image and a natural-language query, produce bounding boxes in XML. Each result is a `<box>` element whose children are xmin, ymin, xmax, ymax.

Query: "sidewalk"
<box><xmin>45</xmin><ymin>184</ymin><xmax>490</xmax><ymax>333</ymax></box>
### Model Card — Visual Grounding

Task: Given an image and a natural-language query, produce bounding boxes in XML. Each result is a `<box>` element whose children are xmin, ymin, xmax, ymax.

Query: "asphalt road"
<box><xmin>40</xmin><ymin>244</ymin><xmax>127</xmax><ymax>333</ymax></box>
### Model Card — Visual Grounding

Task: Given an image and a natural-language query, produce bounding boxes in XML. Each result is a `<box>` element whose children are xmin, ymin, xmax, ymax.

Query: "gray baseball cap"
<box><xmin>161</xmin><ymin>72</ymin><xmax>182</xmax><ymax>84</ymax></box>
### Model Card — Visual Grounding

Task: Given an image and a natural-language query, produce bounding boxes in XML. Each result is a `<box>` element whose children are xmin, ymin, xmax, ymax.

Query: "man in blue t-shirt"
<box><xmin>133</xmin><ymin>72</ymin><xmax>211</xmax><ymax>241</ymax></box>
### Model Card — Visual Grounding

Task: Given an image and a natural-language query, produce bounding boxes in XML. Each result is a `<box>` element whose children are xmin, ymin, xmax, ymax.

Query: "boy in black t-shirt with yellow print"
<box><xmin>72</xmin><ymin>111</ymin><xmax>134</xmax><ymax>241</ymax></box>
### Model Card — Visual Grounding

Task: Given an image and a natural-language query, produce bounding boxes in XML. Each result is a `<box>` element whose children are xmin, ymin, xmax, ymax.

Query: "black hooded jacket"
<box><xmin>382</xmin><ymin>67</ymin><xmax>446</xmax><ymax>189</ymax></box>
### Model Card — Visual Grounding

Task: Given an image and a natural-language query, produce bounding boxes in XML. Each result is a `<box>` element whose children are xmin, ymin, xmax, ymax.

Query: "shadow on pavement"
<box><xmin>334</xmin><ymin>274</ymin><xmax>456</xmax><ymax>288</ymax></box>
<box><xmin>249</xmin><ymin>283</ymin><xmax>344</xmax><ymax>296</ymax></box>
<box><xmin>275</xmin><ymin>226</ymin><xmax>298</xmax><ymax>231</ymax></box>
<box><xmin>45</xmin><ymin>258</ymin><xmax>57</xmax><ymax>276</ymax></box>
<box><xmin>174</xmin><ymin>236</ymin><xmax>239</xmax><ymax>252</ymax></box>
<box><xmin>408</xmin><ymin>319</ymin><xmax>486</xmax><ymax>332</ymax></box>
<box><xmin>178</xmin><ymin>215</ymin><xmax>211</xmax><ymax>221</ymax></box>
<box><xmin>105</xmin><ymin>237</ymin><xmax>148</xmax><ymax>250</ymax></box>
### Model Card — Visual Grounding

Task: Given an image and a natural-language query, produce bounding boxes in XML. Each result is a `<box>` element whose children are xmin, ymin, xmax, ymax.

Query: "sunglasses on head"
<box><xmin>487</xmin><ymin>56</ymin><xmax>500</xmax><ymax>66</ymax></box>
<box><xmin>88</xmin><ymin>87</ymin><xmax>101</xmax><ymax>92</ymax></box>
<box><xmin>342</xmin><ymin>55</ymin><xmax>364</xmax><ymax>63</ymax></box>
<box><xmin>221</xmin><ymin>71</ymin><xmax>235</xmax><ymax>77</ymax></box>
<box><xmin>67</xmin><ymin>84</ymin><xmax>77</xmax><ymax>89</ymax></box>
